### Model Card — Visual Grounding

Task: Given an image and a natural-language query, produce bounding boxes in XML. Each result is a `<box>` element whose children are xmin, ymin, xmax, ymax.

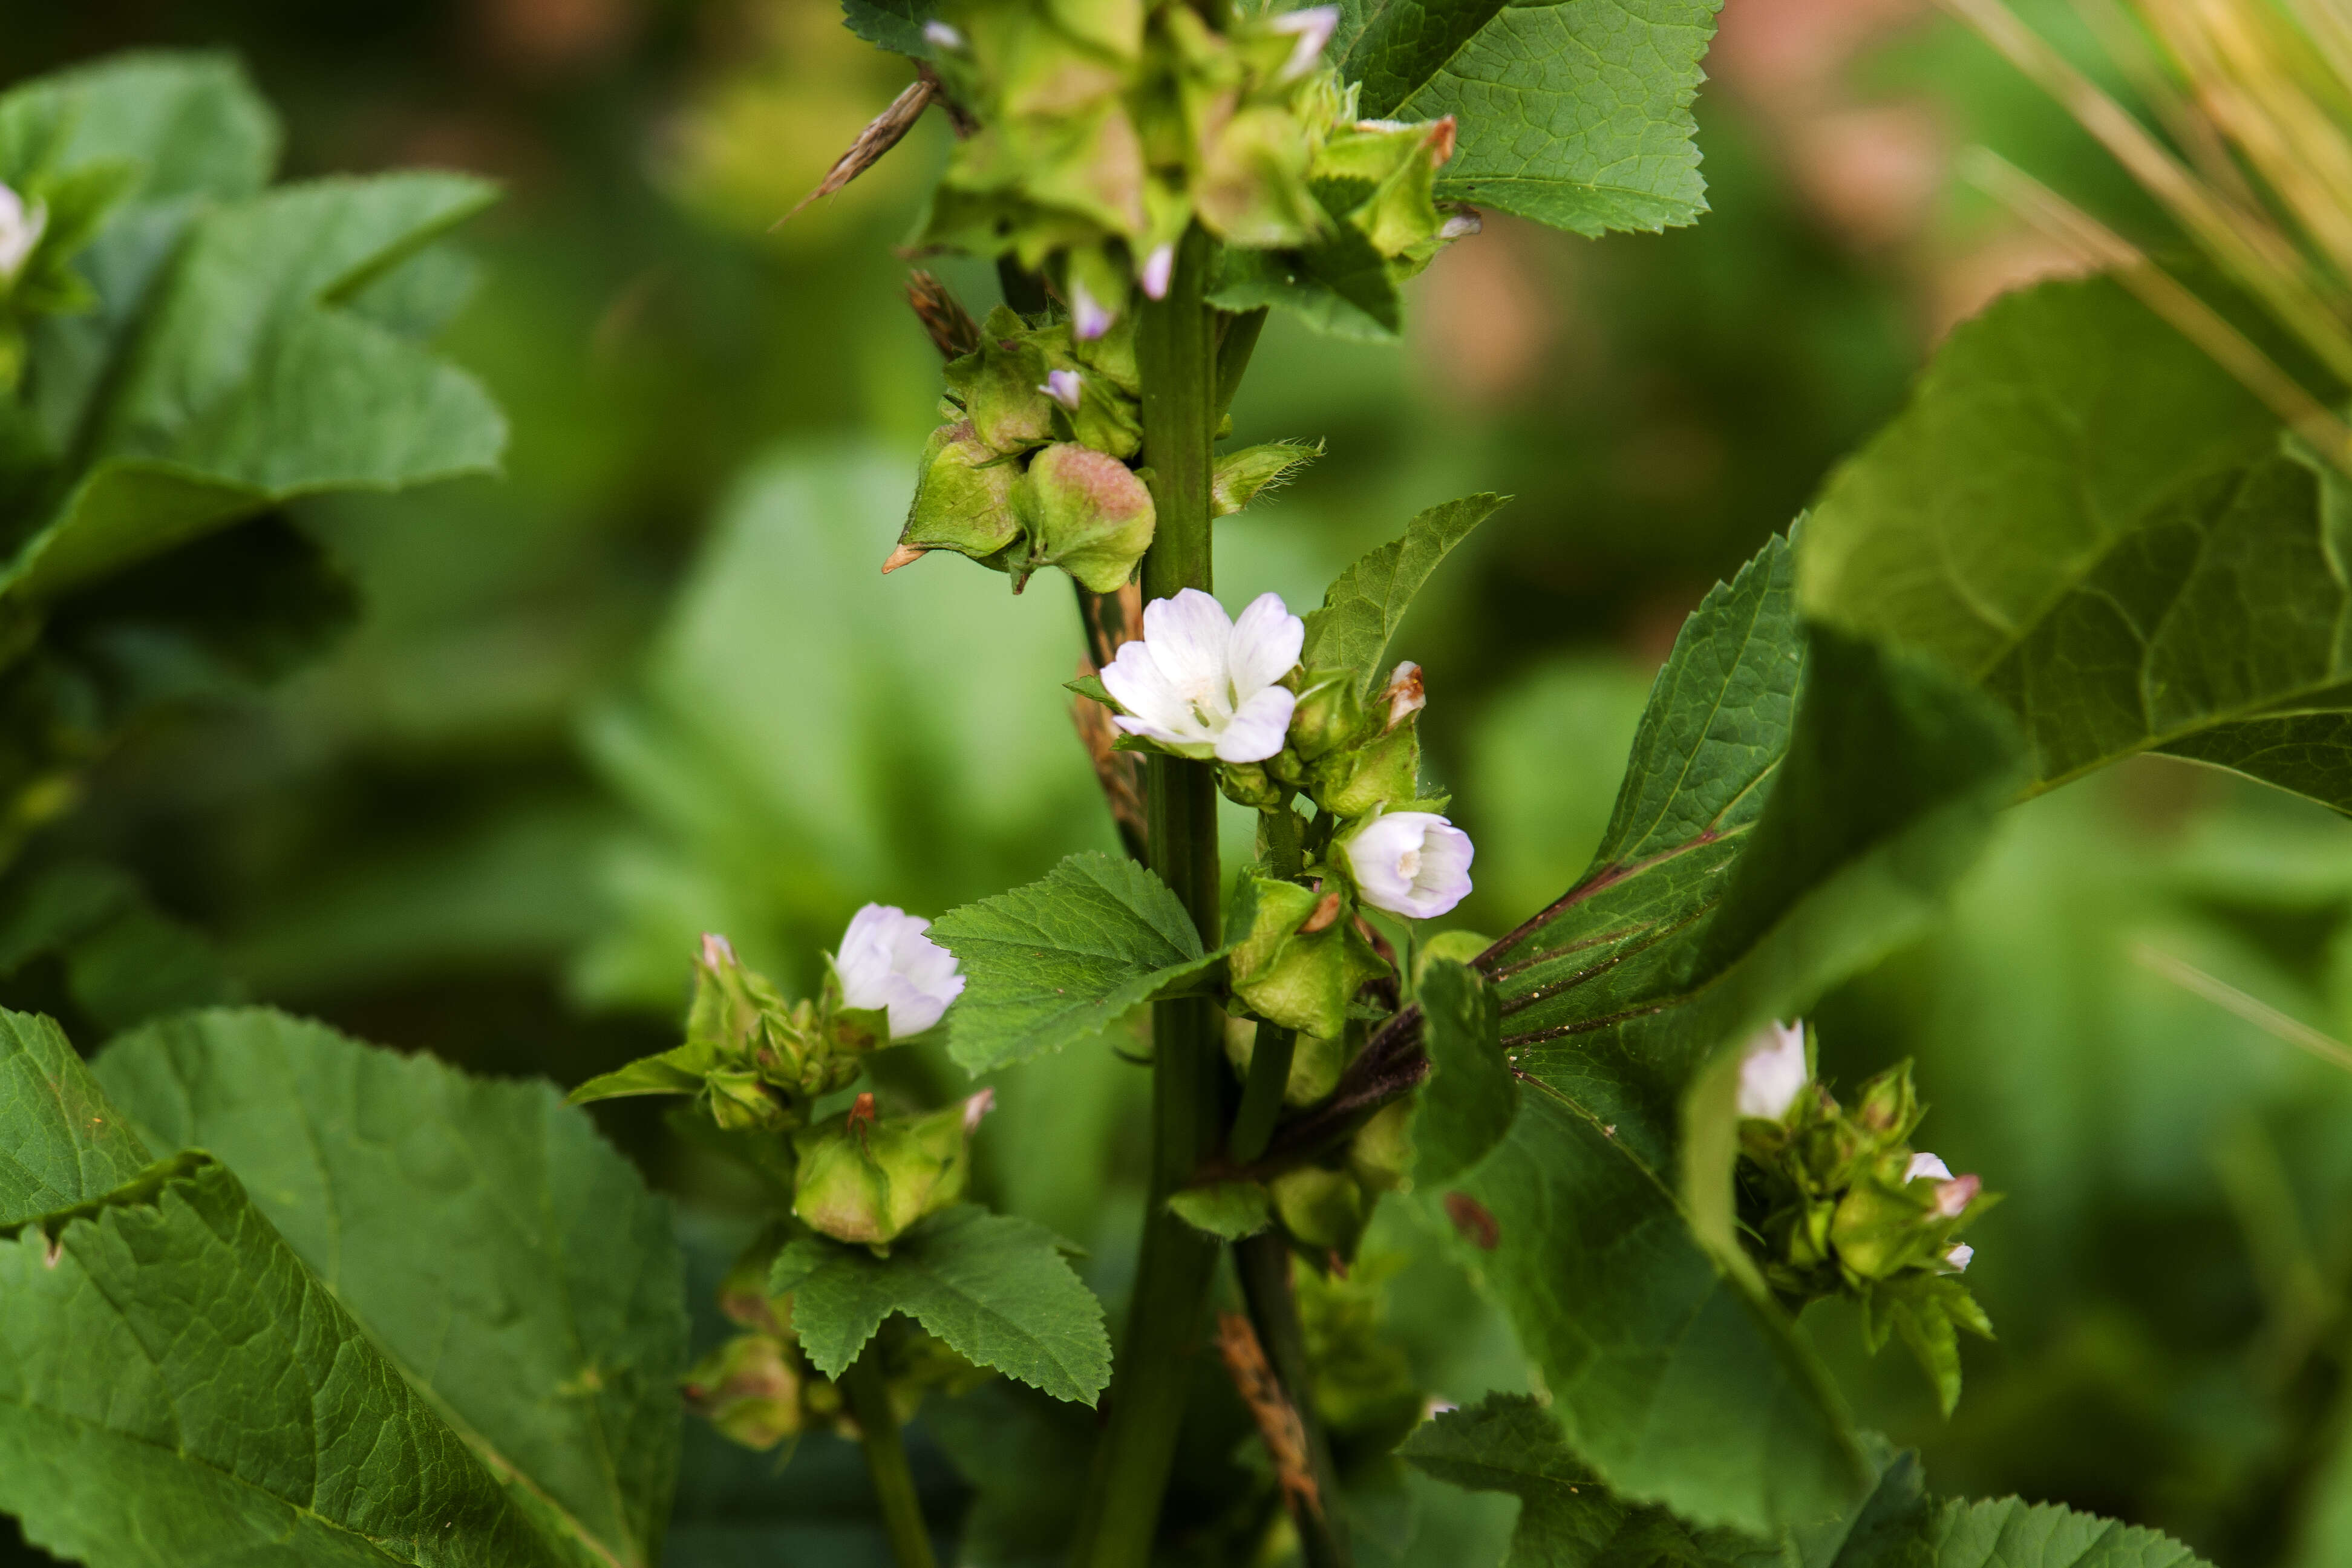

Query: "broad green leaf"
<box><xmin>1415</xmin><ymin>958</ymin><xmax>1515</xmax><ymax>1184</ymax></box>
<box><xmin>0</xmin><ymin>1153</ymin><xmax>570</xmax><ymax>1568</ymax></box>
<box><xmin>94</xmin><ymin>1008</ymin><xmax>687</xmax><ymax>1568</ymax></box>
<box><xmin>1798</xmin><ymin>274</ymin><xmax>2352</xmax><ymax>809</ymax></box>
<box><xmin>841</xmin><ymin>0</ymin><xmax>943</xmax><ymax>57</ymax></box>
<box><xmin>1858</xmin><ymin>1500</ymin><xmax>2213</xmax><ymax>1568</ymax></box>
<box><xmin>1336</xmin><ymin>0</ymin><xmax>1721</xmax><ymax>235</ymax></box>
<box><xmin>1300</xmin><ymin>492</ymin><xmax>1508</xmax><ymax>691</ymax></box>
<box><xmin>930</xmin><ymin>850</ymin><xmax>1227</xmax><ymax>1073</ymax></box>
<box><xmin>0</xmin><ymin>1009</ymin><xmax>150</xmax><ymax>1225</ymax></box>
<box><xmin>15</xmin><ymin>172</ymin><xmax>507</xmax><ymax>598</ymax></box>
<box><xmin>769</xmin><ymin>1206</ymin><xmax>1112</xmax><ymax>1405</ymax></box>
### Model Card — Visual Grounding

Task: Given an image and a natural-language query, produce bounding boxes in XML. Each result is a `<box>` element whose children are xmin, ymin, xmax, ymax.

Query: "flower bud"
<box><xmin>1310</xmin><ymin>721</ymin><xmax>1422</xmax><ymax>817</ymax></box>
<box><xmin>893</xmin><ymin>421</ymin><xmax>1024</xmax><ymax>567</ymax></box>
<box><xmin>1735</xmin><ymin>1021</ymin><xmax>1808</xmax><ymax>1122</ymax></box>
<box><xmin>683</xmin><ymin>1333</ymin><xmax>802</xmax><ymax>1451</ymax></box>
<box><xmin>1930</xmin><ymin>1174</ymin><xmax>1980</xmax><ymax>1220</ymax></box>
<box><xmin>1377</xmin><ymin>661</ymin><xmax>1426</xmax><ymax>730</ymax></box>
<box><xmin>944</xmin><ymin>307</ymin><xmax>1056</xmax><ymax>454</ymax></box>
<box><xmin>1018</xmin><ymin>442</ymin><xmax>1156</xmax><ymax>592</ymax></box>
<box><xmin>1287</xmin><ymin>669</ymin><xmax>1367</xmax><ymax>760</ymax></box>
<box><xmin>1904</xmin><ymin>1152</ymin><xmax>1953</xmax><ymax>1184</ymax></box>
<box><xmin>1827</xmin><ymin>1180</ymin><xmax>1930</xmax><ymax>1281</ymax></box>
<box><xmin>1210</xmin><ymin>441</ymin><xmax>1319</xmax><ymax>517</ymax></box>
<box><xmin>1337</xmin><ymin>809</ymin><xmax>1473</xmax><ymax>920</ymax></box>
<box><xmin>0</xmin><ymin>184</ymin><xmax>45</xmax><ymax>288</ymax></box>
<box><xmin>1943</xmin><ymin>1243</ymin><xmax>1974</xmax><ymax>1273</ymax></box>
<box><xmin>1040</xmin><ymin>368</ymin><xmax>1083</xmax><ymax>410</ymax></box>
<box><xmin>1854</xmin><ymin>1062</ymin><xmax>1922</xmax><ymax>1142</ymax></box>
<box><xmin>1217</xmin><ymin>760</ymin><xmax>1284</xmax><ymax>809</ymax></box>
<box><xmin>1228</xmin><ymin>874</ymin><xmax>1389</xmax><ymax>1039</ymax></box>
<box><xmin>923</xmin><ymin>19</ymin><xmax>966</xmax><ymax>50</ymax></box>
<box><xmin>834</xmin><ymin>903</ymin><xmax>964</xmax><ymax>1039</ymax></box>
<box><xmin>791</xmin><ymin>1099</ymin><xmax>973</xmax><ymax>1247</ymax></box>
<box><xmin>705</xmin><ymin>1068</ymin><xmax>791</xmax><ymax>1133</ymax></box>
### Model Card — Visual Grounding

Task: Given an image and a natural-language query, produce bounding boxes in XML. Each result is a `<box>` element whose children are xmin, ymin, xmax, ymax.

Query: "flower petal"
<box><xmin>1138</xmin><ymin>588</ymin><xmax>1233</xmax><ymax>697</ymax></box>
<box><xmin>1215</xmin><ymin>684</ymin><xmax>1296</xmax><ymax>762</ymax></box>
<box><xmin>1227</xmin><ymin>592</ymin><xmax>1304</xmax><ymax>697</ymax></box>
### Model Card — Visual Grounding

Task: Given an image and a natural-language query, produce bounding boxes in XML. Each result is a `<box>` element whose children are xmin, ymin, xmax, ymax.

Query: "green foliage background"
<box><xmin>3</xmin><ymin>1</ymin><xmax>2348</xmax><ymax>1564</ymax></box>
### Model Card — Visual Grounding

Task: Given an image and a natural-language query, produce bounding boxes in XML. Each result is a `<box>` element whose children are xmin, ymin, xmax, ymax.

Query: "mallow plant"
<box><xmin>2</xmin><ymin>3</ymin><xmax>2348</xmax><ymax>1567</ymax></box>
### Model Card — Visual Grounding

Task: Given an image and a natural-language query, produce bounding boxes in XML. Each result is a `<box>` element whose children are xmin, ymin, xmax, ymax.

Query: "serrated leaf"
<box><xmin>0</xmin><ymin>1153</ymin><xmax>572</xmax><ymax>1568</ymax></box>
<box><xmin>841</xmin><ymin>0</ymin><xmax>942</xmax><ymax>57</ymax></box>
<box><xmin>0</xmin><ymin>1009</ymin><xmax>151</xmax><ymax>1226</ymax></box>
<box><xmin>769</xmin><ymin>1206</ymin><xmax>1111</xmax><ymax>1405</ymax></box>
<box><xmin>13</xmin><ymin>171</ymin><xmax>507</xmax><ymax>599</ymax></box>
<box><xmin>1336</xmin><ymin>0</ymin><xmax>1721</xmax><ymax>236</ymax></box>
<box><xmin>93</xmin><ymin>1007</ymin><xmax>688</xmax><ymax>1568</ymax></box>
<box><xmin>1798</xmin><ymin>273</ymin><xmax>2352</xmax><ymax>812</ymax></box>
<box><xmin>929</xmin><ymin>851</ymin><xmax>1228</xmax><ymax>1073</ymax></box>
<box><xmin>1867</xmin><ymin>1499</ymin><xmax>2215</xmax><ymax>1568</ymax></box>
<box><xmin>1300</xmin><ymin>492</ymin><xmax>1506</xmax><ymax>691</ymax></box>
<box><xmin>1415</xmin><ymin>958</ymin><xmax>1514</xmax><ymax>1184</ymax></box>
<box><xmin>1209</xmin><ymin>227</ymin><xmax>1405</xmax><ymax>342</ymax></box>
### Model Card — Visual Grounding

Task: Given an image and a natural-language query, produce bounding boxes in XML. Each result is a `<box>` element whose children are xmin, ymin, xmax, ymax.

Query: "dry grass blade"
<box><xmin>2134</xmin><ymin>941</ymin><xmax>2352</xmax><ymax>1074</ymax></box>
<box><xmin>776</xmin><ymin>74</ymin><xmax>937</xmax><ymax>228</ymax></box>
<box><xmin>906</xmin><ymin>270</ymin><xmax>982</xmax><ymax>360</ymax></box>
<box><xmin>1215</xmin><ymin>1311</ymin><xmax>1323</xmax><ymax>1523</ymax></box>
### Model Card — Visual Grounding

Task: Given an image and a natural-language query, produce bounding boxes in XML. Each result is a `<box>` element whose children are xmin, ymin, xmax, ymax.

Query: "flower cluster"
<box><xmin>1733</xmin><ymin>1021</ymin><xmax>1994</xmax><ymax>1412</ymax></box>
<box><xmin>569</xmin><ymin>904</ymin><xmax>976</xmax><ymax>1250</ymax></box>
<box><xmin>915</xmin><ymin>0</ymin><xmax>1471</xmax><ymax>341</ymax></box>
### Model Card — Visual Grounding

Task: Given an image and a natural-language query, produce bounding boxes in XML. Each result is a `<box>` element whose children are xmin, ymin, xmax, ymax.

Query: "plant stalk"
<box><xmin>841</xmin><ymin>1343</ymin><xmax>938</xmax><ymax>1568</ymax></box>
<box><xmin>1235</xmin><ymin>1235</ymin><xmax>1353</xmax><ymax>1568</ymax></box>
<box><xmin>1068</xmin><ymin>224</ymin><xmax>1226</xmax><ymax>1567</ymax></box>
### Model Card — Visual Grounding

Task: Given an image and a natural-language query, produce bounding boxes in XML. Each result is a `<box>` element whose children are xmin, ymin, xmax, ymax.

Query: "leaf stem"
<box><xmin>840</xmin><ymin>1342</ymin><xmax>938</xmax><ymax>1568</ymax></box>
<box><xmin>1068</xmin><ymin>223</ymin><xmax>1227</xmax><ymax>1567</ymax></box>
<box><xmin>1235</xmin><ymin>1235</ymin><xmax>1352</xmax><ymax>1567</ymax></box>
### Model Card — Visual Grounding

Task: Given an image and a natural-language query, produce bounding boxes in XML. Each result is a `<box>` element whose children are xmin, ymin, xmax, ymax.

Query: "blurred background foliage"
<box><xmin>4</xmin><ymin>0</ymin><xmax>2349</xmax><ymax>1563</ymax></box>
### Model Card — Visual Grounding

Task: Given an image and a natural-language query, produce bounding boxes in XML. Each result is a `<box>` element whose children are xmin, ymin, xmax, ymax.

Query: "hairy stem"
<box><xmin>841</xmin><ymin>1344</ymin><xmax>938</xmax><ymax>1568</ymax></box>
<box><xmin>1068</xmin><ymin>223</ymin><xmax>1226</xmax><ymax>1566</ymax></box>
<box><xmin>1235</xmin><ymin>1235</ymin><xmax>1353</xmax><ymax>1568</ymax></box>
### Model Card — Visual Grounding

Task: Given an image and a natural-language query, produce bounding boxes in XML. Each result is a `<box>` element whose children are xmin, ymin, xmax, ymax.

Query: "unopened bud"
<box><xmin>1041</xmin><ymin>368</ymin><xmax>1083</xmax><ymax>410</ymax></box>
<box><xmin>1438</xmin><ymin>206</ymin><xmax>1482</xmax><ymax>241</ymax></box>
<box><xmin>1287</xmin><ymin>670</ymin><xmax>1366</xmax><ymax>760</ymax></box>
<box><xmin>1018</xmin><ymin>443</ymin><xmax>1155</xmax><ymax>593</ymax></box>
<box><xmin>1217</xmin><ymin>760</ymin><xmax>1284</xmax><ymax>809</ymax></box>
<box><xmin>1378</xmin><ymin>661</ymin><xmax>1426</xmax><ymax>731</ymax></box>
<box><xmin>1931</xmin><ymin>1174</ymin><xmax>1979</xmax><ymax>1220</ymax></box>
<box><xmin>1141</xmin><ymin>244</ymin><xmax>1174</xmax><ymax>300</ymax></box>
<box><xmin>0</xmin><ymin>185</ymin><xmax>45</xmax><ymax>287</ymax></box>
<box><xmin>684</xmin><ymin>1334</ymin><xmax>802</xmax><ymax>1451</ymax></box>
<box><xmin>923</xmin><ymin>19</ymin><xmax>965</xmax><ymax>49</ymax></box>
<box><xmin>1854</xmin><ymin>1062</ymin><xmax>1920</xmax><ymax>1139</ymax></box>
<box><xmin>1071</xmin><ymin>283</ymin><xmax>1114</xmax><ymax>342</ymax></box>
<box><xmin>792</xmin><ymin>1101</ymin><xmax>973</xmax><ymax>1247</ymax></box>
<box><xmin>705</xmin><ymin>1068</ymin><xmax>789</xmax><ymax>1132</ymax></box>
<box><xmin>1904</xmin><ymin>1152</ymin><xmax>1953</xmax><ymax>1183</ymax></box>
<box><xmin>1944</xmin><ymin>1243</ymin><xmax>1974</xmax><ymax>1273</ymax></box>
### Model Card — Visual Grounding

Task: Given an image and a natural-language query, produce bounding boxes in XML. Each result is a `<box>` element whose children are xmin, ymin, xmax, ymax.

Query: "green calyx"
<box><xmin>792</xmin><ymin>1099</ymin><xmax>976</xmax><ymax>1248</ymax></box>
<box><xmin>1270</xmin><ymin>1099</ymin><xmax>1416</xmax><ymax>1263</ymax></box>
<box><xmin>1226</xmin><ymin>872</ymin><xmax>1390</xmax><ymax>1040</ymax></box>
<box><xmin>1017</xmin><ymin>440</ymin><xmax>1157</xmax><ymax>591</ymax></box>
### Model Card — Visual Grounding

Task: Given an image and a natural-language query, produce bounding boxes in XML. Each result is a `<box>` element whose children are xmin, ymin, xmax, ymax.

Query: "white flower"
<box><xmin>0</xmin><ymin>184</ymin><xmax>47</xmax><ymax>286</ymax></box>
<box><xmin>1269</xmin><ymin>4</ymin><xmax>1339</xmax><ymax>81</ymax></box>
<box><xmin>1735</xmin><ymin>1020</ymin><xmax>1808</xmax><ymax>1120</ymax></box>
<box><xmin>923</xmin><ymin>19</ymin><xmax>966</xmax><ymax>50</ymax></box>
<box><xmin>1904</xmin><ymin>1151</ymin><xmax>1953</xmax><ymax>1183</ymax></box>
<box><xmin>1439</xmin><ymin>209</ymin><xmax>1483</xmax><ymax>241</ymax></box>
<box><xmin>1141</xmin><ymin>244</ymin><xmax>1175</xmax><ymax>300</ymax></box>
<box><xmin>1930</xmin><ymin>1174</ymin><xmax>1981</xmax><ymax>1220</ymax></box>
<box><xmin>1344</xmin><ymin>809</ymin><xmax>1474</xmax><ymax>920</ymax></box>
<box><xmin>1943</xmin><ymin>1243</ymin><xmax>1974</xmax><ymax>1273</ymax></box>
<box><xmin>835</xmin><ymin>903</ymin><xmax>964</xmax><ymax>1037</ymax></box>
<box><xmin>1040</xmin><ymin>368</ymin><xmax>1082</xmax><ymax>410</ymax></box>
<box><xmin>1100</xmin><ymin>587</ymin><xmax>1302</xmax><ymax>762</ymax></box>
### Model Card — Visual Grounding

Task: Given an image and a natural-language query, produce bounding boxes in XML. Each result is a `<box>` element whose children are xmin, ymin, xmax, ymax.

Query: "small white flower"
<box><xmin>0</xmin><ymin>184</ymin><xmax>47</xmax><ymax>286</ymax></box>
<box><xmin>1101</xmin><ymin>587</ymin><xmax>1302</xmax><ymax>762</ymax></box>
<box><xmin>923</xmin><ymin>19</ymin><xmax>967</xmax><ymax>50</ymax></box>
<box><xmin>1344</xmin><ymin>810</ymin><xmax>1474</xmax><ymax>920</ymax></box>
<box><xmin>1071</xmin><ymin>282</ymin><xmax>1115</xmax><ymax>342</ymax></box>
<box><xmin>835</xmin><ymin>903</ymin><xmax>964</xmax><ymax>1037</ymax></box>
<box><xmin>1905</xmin><ymin>1151</ymin><xmax>1953</xmax><ymax>1184</ymax></box>
<box><xmin>1930</xmin><ymin>1174</ymin><xmax>1981</xmax><ymax>1220</ymax></box>
<box><xmin>1141</xmin><ymin>244</ymin><xmax>1175</xmax><ymax>301</ymax></box>
<box><xmin>1040</xmin><ymin>368</ymin><xmax>1082</xmax><ymax>410</ymax></box>
<box><xmin>1269</xmin><ymin>4</ymin><xmax>1339</xmax><ymax>82</ymax></box>
<box><xmin>1438</xmin><ymin>209</ymin><xmax>1483</xmax><ymax>241</ymax></box>
<box><xmin>1735</xmin><ymin>1020</ymin><xmax>1808</xmax><ymax>1120</ymax></box>
<box><xmin>1943</xmin><ymin>1243</ymin><xmax>1974</xmax><ymax>1273</ymax></box>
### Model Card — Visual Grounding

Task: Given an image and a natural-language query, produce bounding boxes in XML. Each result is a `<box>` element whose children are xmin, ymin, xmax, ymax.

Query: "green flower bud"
<box><xmin>1287</xmin><ymin>668</ymin><xmax>1366</xmax><ymax>761</ymax></box>
<box><xmin>1227</xmin><ymin>874</ymin><xmax>1389</xmax><ymax>1039</ymax></box>
<box><xmin>705</xmin><ymin>1068</ymin><xmax>791</xmax><ymax>1134</ymax></box>
<box><xmin>1218</xmin><ymin>760</ymin><xmax>1284</xmax><ymax>809</ymax></box>
<box><xmin>683</xmin><ymin>1333</ymin><xmax>803</xmax><ymax>1451</ymax></box>
<box><xmin>1272</xmin><ymin>1163</ymin><xmax>1365</xmax><ymax>1256</ymax></box>
<box><xmin>1829</xmin><ymin>1178</ymin><xmax>1938</xmax><ymax>1281</ymax></box>
<box><xmin>1854</xmin><ymin>1061</ymin><xmax>1923</xmax><ymax>1142</ymax></box>
<box><xmin>791</xmin><ymin>1095</ymin><xmax>978</xmax><ymax>1247</ymax></box>
<box><xmin>1211</xmin><ymin>441</ymin><xmax>1319</xmax><ymax>517</ymax></box>
<box><xmin>1018</xmin><ymin>442</ymin><xmax>1156</xmax><ymax>592</ymax></box>
<box><xmin>944</xmin><ymin>309</ymin><xmax>1056</xmax><ymax>454</ymax></box>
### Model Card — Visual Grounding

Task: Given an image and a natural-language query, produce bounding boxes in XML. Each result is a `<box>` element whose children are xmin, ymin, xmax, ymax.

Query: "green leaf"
<box><xmin>929</xmin><ymin>850</ymin><xmax>1228</xmax><ymax>1073</ymax></box>
<box><xmin>0</xmin><ymin>1008</ymin><xmax>151</xmax><ymax>1226</ymax></box>
<box><xmin>15</xmin><ymin>171</ymin><xmax>507</xmax><ymax>599</ymax></box>
<box><xmin>1797</xmin><ymin>273</ymin><xmax>2352</xmax><ymax>811</ymax></box>
<box><xmin>1300</xmin><ymin>491</ymin><xmax>1508</xmax><ymax>692</ymax></box>
<box><xmin>1336</xmin><ymin>0</ymin><xmax>1722</xmax><ymax>235</ymax></box>
<box><xmin>1865</xmin><ymin>1499</ymin><xmax>2215</xmax><ymax>1568</ymax></box>
<box><xmin>1399</xmin><ymin>1393</ymin><xmax>1760</xmax><ymax>1566</ymax></box>
<box><xmin>769</xmin><ymin>1205</ymin><xmax>1111</xmax><ymax>1405</ymax></box>
<box><xmin>93</xmin><ymin>1007</ymin><xmax>688</xmax><ymax>1568</ymax></box>
<box><xmin>1168</xmin><ymin>1179</ymin><xmax>1275</xmax><ymax>1239</ymax></box>
<box><xmin>841</xmin><ymin>0</ymin><xmax>942</xmax><ymax>57</ymax></box>
<box><xmin>0</xmin><ymin>1154</ymin><xmax>572</xmax><ymax>1568</ymax></box>
<box><xmin>568</xmin><ymin>1040</ymin><xmax>727</xmax><ymax>1105</ymax></box>
<box><xmin>1209</xmin><ymin>226</ymin><xmax>1406</xmax><ymax>342</ymax></box>
<box><xmin>1416</xmin><ymin>958</ymin><xmax>1515</xmax><ymax>1184</ymax></box>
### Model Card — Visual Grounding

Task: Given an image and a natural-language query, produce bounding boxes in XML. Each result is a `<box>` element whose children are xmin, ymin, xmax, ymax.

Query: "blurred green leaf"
<box><xmin>1210</xmin><ymin>227</ymin><xmax>1407</xmax><ymax>342</ymax></box>
<box><xmin>94</xmin><ymin>1008</ymin><xmax>687</xmax><ymax>1568</ymax></box>
<box><xmin>1301</xmin><ymin>491</ymin><xmax>1506</xmax><ymax>692</ymax></box>
<box><xmin>771</xmin><ymin>1206</ymin><xmax>1111</xmax><ymax>1404</ymax></box>
<box><xmin>931</xmin><ymin>850</ymin><xmax>1227</xmax><ymax>1073</ymax></box>
<box><xmin>840</xmin><ymin>0</ymin><xmax>942</xmax><ymax>58</ymax></box>
<box><xmin>1414</xmin><ymin>958</ymin><xmax>1514</xmax><ymax>1184</ymax></box>
<box><xmin>1336</xmin><ymin>0</ymin><xmax>1720</xmax><ymax>235</ymax></box>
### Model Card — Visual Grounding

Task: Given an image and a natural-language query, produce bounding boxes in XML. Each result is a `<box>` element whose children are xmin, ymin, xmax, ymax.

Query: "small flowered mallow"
<box><xmin>0</xmin><ymin>183</ymin><xmax>44</xmax><ymax>286</ymax></box>
<box><xmin>1341</xmin><ymin>808</ymin><xmax>1474</xmax><ymax>920</ymax></box>
<box><xmin>1735</xmin><ymin>1019</ymin><xmax>1809</xmax><ymax>1120</ymax></box>
<box><xmin>834</xmin><ymin>903</ymin><xmax>964</xmax><ymax>1039</ymax></box>
<box><xmin>1101</xmin><ymin>589</ymin><xmax>1304</xmax><ymax>763</ymax></box>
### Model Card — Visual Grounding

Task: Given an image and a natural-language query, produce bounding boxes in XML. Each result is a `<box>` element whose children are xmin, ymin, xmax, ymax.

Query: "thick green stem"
<box><xmin>1230</xmin><ymin>1023</ymin><xmax>1296</xmax><ymax>1163</ymax></box>
<box><xmin>1068</xmin><ymin>224</ymin><xmax>1225</xmax><ymax>1567</ymax></box>
<box><xmin>1235</xmin><ymin>1235</ymin><xmax>1352</xmax><ymax>1568</ymax></box>
<box><xmin>841</xmin><ymin>1344</ymin><xmax>938</xmax><ymax>1568</ymax></box>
